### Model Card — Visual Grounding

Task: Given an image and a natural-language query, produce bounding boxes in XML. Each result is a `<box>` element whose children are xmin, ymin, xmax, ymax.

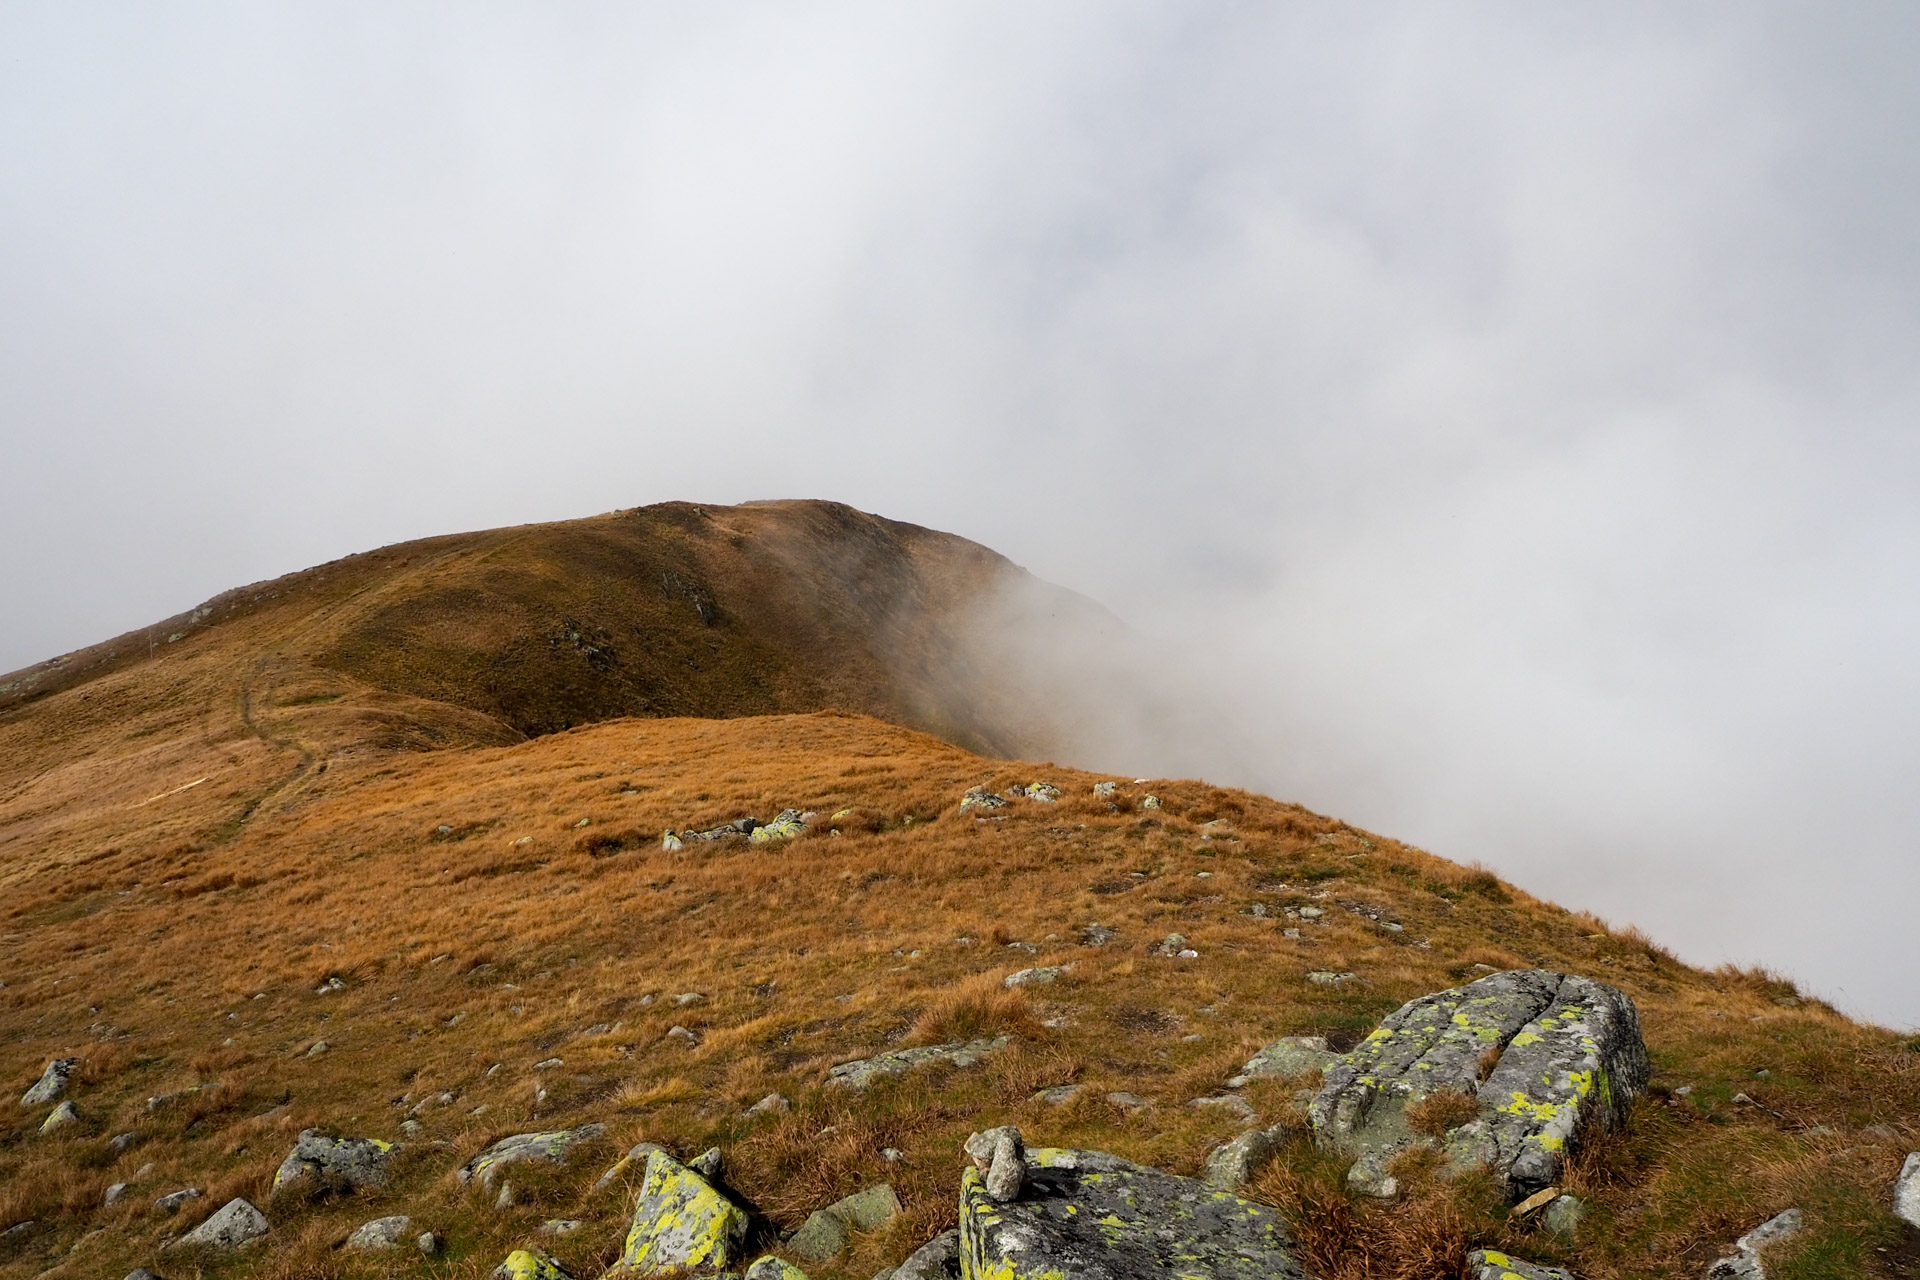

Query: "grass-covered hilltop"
<box><xmin>1</xmin><ymin>503</ymin><xmax>1916</xmax><ymax>1280</ymax></box>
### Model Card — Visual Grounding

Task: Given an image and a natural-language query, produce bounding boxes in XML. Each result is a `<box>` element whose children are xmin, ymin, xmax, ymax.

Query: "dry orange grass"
<box><xmin>0</xmin><ymin>525</ymin><xmax>1916</xmax><ymax>1278</ymax></box>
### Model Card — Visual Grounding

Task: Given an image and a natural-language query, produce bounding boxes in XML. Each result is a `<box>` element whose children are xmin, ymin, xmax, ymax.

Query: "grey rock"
<box><xmin>21</xmin><ymin>1057</ymin><xmax>79</xmax><ymax>1107</ymax></box>
<box><xmin>271</xmin><ymin>1129</ymin><xmax>398</xmax><ymax>1200</ymax></box>
<box><xmin>960</xmin><ymin>788</ymin><xmax>1008</xmax><ymax>812</ymax></box>
<box><xmin>1705</xmin><ymin>1208</ymin><xmax>1803</xmax><ymax>1279</ymax></box>
<box><xmin>790</xmin><ymin>1209</ymin><xmax>851</xmax><ymax>1262</ymax></box>
<box><xmin>1022</xmin><ymin>781</ymin><xmax>1061</xmax><ymax>802</ymax></box>
<box><xmin>1309</xmin><ymin>968</ymin><xmax>1648</xmax><ymax>1199</ymax></box>
<box><xmin>593</xmin><ymin>1141</ymin><xmax>668</xmax><ymax>1193</ymax></box>
<box><xmin>105</xmin><ymin>1182</ymin><xmax>130</xmax><ymax>1206</ymax></box>
<box><xmin>458</xmin><ymin>1123</ymin><xmax>607</xmax><ymax>1189</ymax></box>
<box><xmin>495</xmin><ymin>1181</ymin><xmax>516</xmax><ymax>1210</ymax></box>
<box><xmin>40</xmin><ymin>1099</ymin><xmax>79</xmax><ymax>1132</ymax></box>
<box><xmin>174</xmin><ymin>1197</ymin><xmax>269</xmax><ymax>1251</ymax></box>
<box><xmin>833</xmin><ymin>1184</ymin><xmax>902</xmax><ymax>1232</ymax></box>
<box><xmin>1188</xmin><ymin>1094</ymin><xmax>1257</xmax><ymax>1125</ymax></box>
<box><xmin>746</xmin><ymin>1092</ymin><xmax>792</xmax><ymax>1119</ymax></box>
<box><xmin>1466</xmin><ymin>1250</ymin><xmax>1576</xmax><ymax>1280</ymax></box>
<box><xmin>892</xmin><ymin>1229</ymin><xmax>961</xmax><ymax>1280</ymax></box>
<box><xmin>691</xmin><ymin>1146</ymin><xmax>723</xmax><ymax>1181</ymax></box>
<box><xmin>1203</xmin><ymin>1126</ymin><xmax>1289</xmax><ymax>1191</ymax></box>
<box><xmin>1228</xmin><ymin>1036</ymin><xmax>1335</xmax><ymax>1088</ymax></box>
<box><xmin>1105</xmin><ymin>1091</ymin><xmax>1152</xmax><ymax>1111</ymax></box>
<box><xmin>1305</xmin><ymin>970</ymin><xmax>1355</xmax><ymax>985</ymax></box>
<box><xmin>1005</xmin><ymin>965</ymin><xmax>1068</xmax><ymax>989</ymax></box>
<box><xmin>125</xmin><ymin>1270</ymin><xmax>166</xmax><ymax>1280</ymax></box>
<box><xmin>614</xmin><ymin>1149</ymin><xmax>749</xmax><ymax>1272</ymax></box>
<box><xmin>1093</xmin><ymin>782</ymin><xmax>1118</xmax><ymax>798</ymax></box>
<box><xmin>1032</xmin><ymin>1084</ymin><xmax>1084</xmax><ymax>1105</ymax></box>
<box><xmin>1141</xmin><ymin>794</ymin><xmax>1160</xmax><ymax>809</ymax></box>
<box><xmin>746</xmin><ymin>1259</ymin><xmax>810</xmax><ymax>1280</ymax></box>
<box><xmin>417</xmin><ymin>1232</ymin><xmax>440</xmax><ymax>1256</ymax></box>
<box><xmin>1896</xmin><ymin>1152</ymin><xmax>1920</xmax><ymax>1229</ymax></box>
<box><xmin>154</xmin><ymin>1188</ymin><xmax>203</xmax><ymax>1214</ymax></box>
<box><xmin>960</xmin><ymin>1146</ymin><xmax>1309</xmax><ymax>1279</ymax></box>
<box><xmin>0</xmin><ymin>1221</ymin><xmax>33</xmax><ymax>1239</ymax></box>
<box><xmin>147</xmin><ymin>1084</ymin><xmax>215</xmax><ymax>1113</ymax></box>
<box><xmin>967</xmin><ymin>1127</ymin><xmax>1027</xmax><ymax>1203</ymax></box>
<box><xmin>345</xmin><ymin>1215</ymin><xmax>412</xmax><ymax>1251</ymax></box>
<box><xmin>110</xmin><ymin>1131</ymin><xmax>139</xmax><ymax>1153</ymax></box>
<box><xmin>826</xmin><ymin>1037</ymin><xmax>1010</xmax><ymax>1090</ymax></box>
<box><xmin>540</xmin><ymin>1219</ymin><xmax>583</xmax><ymax>1235</ymax></box>
<box><xmin>1544</xmin><ymin>1193</ymin><xmax>1587</xmax><ymax>1237</ymax></box>
<box><xmin>1154</xmin><ymin>933</ymin><xmax>1189</xmax><ymax>957</ymax></box>
<box><xmin>1080</xmin><ymin>924</ymin><xmax>1117</xmax><ymax>947</ymax></box>
<box><xmin>491</xmin><ymin>1249</ymin><xmax>573</xmax><ymax>1280</ymax></box>
<box><xmin>667</xmin><ymin>1025</ymin><xmax>700</xmax><ymax>1046</ymax></box>
<box><xmin>1345</xmin><ymin>1151</ymin><xmax>1399</xmax><ymax>1199</ymax></box>
<box><xmin>305</xmin><ymin>1040</ymin><xmax>329</xmax><ymax>1057</ymax></box>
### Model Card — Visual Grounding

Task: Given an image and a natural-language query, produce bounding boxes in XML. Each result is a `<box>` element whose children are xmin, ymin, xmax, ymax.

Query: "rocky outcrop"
<box><xmin>826</xmin><ymin>1037</ymin><xmax>1010</xmax><ymax>1090</ymax></box>
<box><xmin>173</xmin><ymin>1198</ymin><xmax>269</xmax><ymax>1251</ymax></box>
<box><xmin>1466</xmin><ymin>1250</ymin><xmax>1577</xmax><ymax>1280</ymax></box>
<box><xmin>615</xmin><ymin>1148</ymin><xmax>749</xmax><ymax>1274</ymax></box>
<box><xmin>21</xmin><ymin>1058</ymin><xmax>79</xmax><ymax>1107</ymax></box>
<box><xmin>458</xmin><ymin>1124</ymin><xmax>607</xmax><ymax>1190</ymax></box>
<box><xmin>1308</xmin><ymin>969</ymin><xmax>1648</xmax><ymax>1198</ymax></box>
<box><xmin>271</xmin><ymin>1130</ymin><xmax>397</xmax><ymax>1200</ymax></box>
<box><xmin>958</xmin><ymin>1146</ymin><xmax>1311</xmax><ymax>1280</ymax></box>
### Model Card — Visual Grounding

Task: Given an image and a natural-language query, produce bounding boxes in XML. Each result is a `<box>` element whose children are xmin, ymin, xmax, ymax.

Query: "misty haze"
<box><xmin>3</xmin><ymin>9</ymin><xmax>1920</xmax><ymax>1277</ymax></box>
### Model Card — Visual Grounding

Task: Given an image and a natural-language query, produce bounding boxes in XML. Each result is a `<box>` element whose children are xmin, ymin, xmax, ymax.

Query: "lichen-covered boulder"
<box><xmin>271</xmin><ymin>1130</ymin><xmax>397</xmax><ymax>1200</ymax></box>
<box><xmin>174</xmin><ymin>1198</ymin><xmax>269</xmax><ymax>1251</ymax></box>
<box><xmin>1227</xmin><ymin>1036</ymin><xmax>1335</xmax><ymax>1087</ymax></box>
<box><xmin>960</xmin><ymin>788</ymin><xmax>1008</xmax><ymax>812</ymax></box>
<box><xmin>1308</xmin><ymin>969</ymin><xmax>1648</xmax><ymax>1198</ymax></box>
<box><xmin>1466</xmin><ymin>1250</ymin><xmax>1577</xmax><ymax>1280</ymax></box>
<box><xmin>21</xmin><ymin>1058</ymin><xmax>79</xmax><ymax>1107</ymax></box>
<box><xmin>494</xmin><ymin>1249</ymin><xmax>574</xmax><ymax>1280</ymax></box>
<box><xmin>825</xmin><ymin>1037</ymin><xmax>1010</xmax><ymax>1090</ymax></box>
<box><xmin>959</xmin><ymin>1147</ymin><xmax>1311</xmax><ymax>1280</ymax></box>
<box><xmin>39</xmin><ymin>1100</ymin><xmax>78</xmax><ymax>1133</ymax></box>
<box><xmin>459</xmin><ymin>1123</ymin><xmax>607</xmax><ymax>1190</ymax></box>
<box><xmin>749</xmin><ymin>809</ymin><xmax>810</xmax><ymax>842</ymax></box>
<box><xmin>345</xmin><ymin>1216</ymin><xmax>412</xmax><ymax>1251</ymax></box>
<box><xmin>745</xmin><ymin>1258</ymin><xmax>809</xmax><ymax>1280</ymax></box>
<box><xmin>615</xmin><ymin>1148</ymin><xmax>748</xmax><ymax>1274</ymax></box>
<box><xmin>891</xmin><ymin>1230</ymin><xmax>960</xmax><ymax>1280</ymax></box>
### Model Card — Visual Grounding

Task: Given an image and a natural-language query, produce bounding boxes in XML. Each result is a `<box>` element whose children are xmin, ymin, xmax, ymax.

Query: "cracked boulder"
<box><xmin>458</xmin><ymin>1124</ymin><xmax>607</xmax><ymax>1190</ymax></box>
<box><xmin>959</xmin><ymin>1146</ymin><xmax>1311</xmax><ymax>1280</ymax></box>
<box><xmin>615</xmin><ymin>1148</ymin><xmax>749</xmax><ymax>1274</ymax></box>
<box><xmin>1308</xmin><ymin>969</ymin><xmax>1648</xmax><ymax>1199</ymax></box>
<box><xmin>271</xmin><ymin>1130</ymin><xmax>398</xmax><ymax>1200</ymax></box>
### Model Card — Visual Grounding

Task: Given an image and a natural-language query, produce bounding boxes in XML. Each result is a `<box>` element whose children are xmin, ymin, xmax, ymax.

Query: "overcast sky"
<box><xmin>4</xmin><ymin>3</ymin><xmax>1918</xmax><ymax>1026</ymax></box>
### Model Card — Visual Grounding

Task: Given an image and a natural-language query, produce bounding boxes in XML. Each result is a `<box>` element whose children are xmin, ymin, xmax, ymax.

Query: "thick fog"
<box><xmin>3</xmin><ymin>5</ymin><xmax>1917</xmax><ymax>1025</ymax></box>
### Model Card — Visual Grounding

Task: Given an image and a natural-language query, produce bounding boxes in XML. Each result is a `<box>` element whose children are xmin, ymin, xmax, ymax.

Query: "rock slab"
<box><xmin>175</xmin><ymin>1198</ymin><xmax>269</xmax><ymax>1251</ymax></box>
<box><xmin>616</xmin><ymin>1148</ymin><xmax>748</xmax><ymax>1274</ymax></box>
<box><xmin>1309</xmin><ymin>968</ymin><xmax>1648</xmax><ymax>1198</ymax></box>
<box><xmin>1705</xmin><ymin>1208</ymin><xmax>1802</xmax><ymax>1279</ymax></box>
<box><xmin>826</xmin><ymin>1037</ymin><xmax>1009</xmax><ymax>1090</ymax></box>
<box><xmin>1466</xmin><ymin>1249</ymin><xmax>1577</xmax><ymax>1280</ymax></box>
<box><xmin>459</xmin><ymin>1123</ymin><xmax>607</xmax><ymax>1189</ymax></box>
<box><xmin>1228</xmin><ymin>1036</ymin><xmax>1334</xmax><ymax>1087</ymax></box>
<box><xmin>959</xmin><ymin>1146</ymin><xmax>1311</xmax><ymax>1280</ymax></box>
<box><xmin>272</xmin><ymin>1130</ymin><xmax>397</xmax><ymax>1200</ymax></box>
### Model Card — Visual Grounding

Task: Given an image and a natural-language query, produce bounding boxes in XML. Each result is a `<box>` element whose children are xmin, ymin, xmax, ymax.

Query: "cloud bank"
<box><xmin>3</xmin><ymin>4</ymin><xmax>1917</xmax><ymax>1023</ymax></box>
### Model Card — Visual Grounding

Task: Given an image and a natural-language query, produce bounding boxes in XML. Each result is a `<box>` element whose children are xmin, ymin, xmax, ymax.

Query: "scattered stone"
<box><xmin>593</xmin><ymin>1141</ymin><xmax>667</xmax><ymax>1193</ymax></box>
<box><xmin>746</xmin><ymin>1092</ymin><xmax>791</xmax><ymax>1119</ymax></box>
<box><xmin>495</xmin><ymin>1182</ymin><xmax>516</xmax><ymax>1210</ymax></box>
<box><xmin>746</xmin><ymin>1258</ymin><xmax>810</xmax><ymax>1280</ymax></box>
<box><xmin>1896</xmin><ymin>1152</ymin><xmax>1920</xmax><ymax>1229</ymax></box>
<box><xmin>1248</xmin><ymin>903</ymin><xmax>1269</xmax><ymax>918</ymax></box>
<box><xmin>965</xmin><ymin>1127</ymin><xmax>1027</xmax><ymax>1203</ymax></box>
<box><xmin>881</xmin><ymin>1147</ymin><xmax>904</xmax><ymax>1162</ymax></box>
<box><xmin>750</xmin><ymin>809</ymin><xmax>810</xmax><ymax>842</ymax></box>
<box><xmin>1022</xmin><ymin>781</ymin><xmax>1062</xmax><ymax>802</ymax></box>
<box><xmin>401</xmin><ymin>1120</ymin><xmax>423</xmax><ymax>1138</ymax></box>
<box><xmin>105</xmin><ymin>1183</ymin><xmax>130</xmax><ymax>1206</ymax></box>
<box><xmin>271</xmin><ymin>1130</ymin><xmax>398</xmax><ymax>1200</ymax></box>
<box><xmin>1141</xmin><ymin>794</ymin><xmax>1161</xmax><ymax>809</ymax></box>
<box><xmin>155</xmin><ymin>1189</ymin><xmax>203</xmax><ymax>1214</ymax></box>
<box><xmin>1</xmin><ymin>1222</ymin><xmax>33</xmax><ymax>1240</ymax></box>
<box><xmin>667</xmin><ymin>1025</ymin><xmax>700</xmax><ymax>1046</ymax></box>
<box><xmin>173</xmin><ymin>1197</ymin><xmax>269</xmax><ymax>1251</ymax></box>
<box><xmin>1153</xmin><ymin>933</ymin><xmax>1190</xmax><ymax>957</ymax></box>
<box><xmin>21</xmin><ymin>1057</ymin><xmax>79</xmax><ymax>1107</ymax></box>
<box><xmin>789</xmin><ymin>1209</ymin><xmax>850</xmax><ymax>1262</ymax></box>
<box><xmin>125</xmin><ymin>1270</ymin><xmax>165</xmax><ymax>1280</ymax></box>
<box><xmin>315</xmin><ymin>976</ymin><xmax>347</xmax><ymax>995</ymax></box>
<box><xmin>1465</xmin><ymin>1250</ymin><xmax>1576</xmax><ymax>1280</ymax></box>
<box><xmin>1309</xmin><ymin>968</ymin><xmax>1649</xmax><ymax>1199</ymax></box>
<box><xmin>1345</xmin><ymin>1150</ymin><xmax>1399</xmax><ymax>1198</ymax></box>
<box><xmin>110</xmin><ymin>1131</ymin><xmax>139</xmax><ymax>1153</ymax></box>
<box><xmin>826</xmin><ymin>1037</ymin><xmax>1010</xmax><ymax>1090</ymax></box>
<box><xmin>1706</xmin><ymin>1208</ymin><xmax>1803</xmax><ymax>1279</ymax></box>
<box><xmin>534</xmin><ymin>1057</ymin><xmax>564</xmax><ymax>1070</ymax></box>
<box><xmin>1228</xmin><ymin>1035</ymin><xmax>1336</xmax><ymax>1087</ymax></box>
<box><xmin>458</xmin><ymin>1124</ymin><xmax>608</xmax><ymax>1190</ymax></box>
<box><xmin>961</xmin><ymin>1146</ymin><xmax>1308</xmax><ymax>1279</ymax></box>
<box><xmin>1032</xmin><ymin>1084</ymin><xmax>1083</xmax><ymax>1105</ymax></box>
<box><xmin>344</xmin><ymin>1216</ymin><xmax>412</xmax><ymax>1251</ymax></box>
<box><xmin>305</xmin><ymin>1041</ymin><xmax>329</xmax><ymax>1058</ymax></box>
<box><xmin>1298</xmin><ymin>906</ymin><xmax>1323</xmax><ymax>920</ymax></box>
<box><xmin>1105</xmin><ymin>1091</ymin><xmax>1153</xmax><ymax>1111</ymax></box>
<box><xmin>960</xmin><ymin>788</ymin><xmax>1008</xmax><ymax>812</ymax></box>
<box><xmin>1305</xmin><ymin>971</ymin><xmax>1356</xmax><ymax>985</ymax></box>
<box><xmin>892</xmin><ymin>1229</ymin><xmax>961</xmax><ymax>1280</ymax></box>
<box><xmin>493</xmin><ymin>1249</ymin><xmax>573</xmax><ymax>1280</ymax></box>
<box><xmin>615</xmin><ymin>1149</ymin><xmax>749</xmax><ymax>1273</ymax></box>
<box><xmin>40</xmin><ymin>1099</ymin><xmax>78</xmax><ymax>1133</ymax></box>
<box><xmin>540</xmin><ymin>1219</ymin><xmax>583</xmax><ymax>1235</ymax></box>
<box><xmin>673</xmin><ymin>992</ymin><xmax>707</xmax><ymax>1006</ymax></box>
<box><xmin>661</xmin><ymin>831</ymin><xmax>684</xmax><ymax>852</ymax></box>
<box><xmin>1080</xmin><ymin>924</ymin><xmax>1117</xmax><ymax>946</ymax></box>
<box><xmin>147</xmin><ymin>1084</ymin><xmax>215</xmax><ymax>1113</ymax></box>
<box><xmin>417</xmin><ymin>1232</ymin><xmax>440</xmax><ymax>1256</ymax></box>
<box><xmin>1093</xmin><ymin>782</ymin><xmax>1117</xmax><ymax>798</ymax></box>
<box><xmin>1005</xmin><ymin>965</ymin><xmax>1068</xmax><ymax>989</ymax></box>
<box><xmin>1189</xmin><ymin>1094</ymin><xmax>1257</xmax><ymax>1125</ymax></box>
<box><xmin>1283</xmin><ymin>928</ymin><xmax>1302</xmax><ymax>940</ymax></box>
<box><xmin>691</xmin><ymin>1147</ymin><xmax>723</xmax><ymax>1181</ymax></box>
<box><xmin>1203</xmin><ymin>1126</ymin><xmax>1289</xmax><ymax>1191</ymax></box>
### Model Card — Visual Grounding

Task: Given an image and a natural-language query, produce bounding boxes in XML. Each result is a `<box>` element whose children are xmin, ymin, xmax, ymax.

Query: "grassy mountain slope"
<box><xmin>0</xmin><ymin>508</ymin><xmax>1915</xmax><ymax>1280</ymax></box>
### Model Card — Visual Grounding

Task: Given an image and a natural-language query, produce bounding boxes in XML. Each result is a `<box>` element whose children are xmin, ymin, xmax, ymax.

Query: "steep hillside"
<box><xmin>0</xmin><ymin>507</ymin><xmax>1915</xmax><ymax>1280</ymax></box>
